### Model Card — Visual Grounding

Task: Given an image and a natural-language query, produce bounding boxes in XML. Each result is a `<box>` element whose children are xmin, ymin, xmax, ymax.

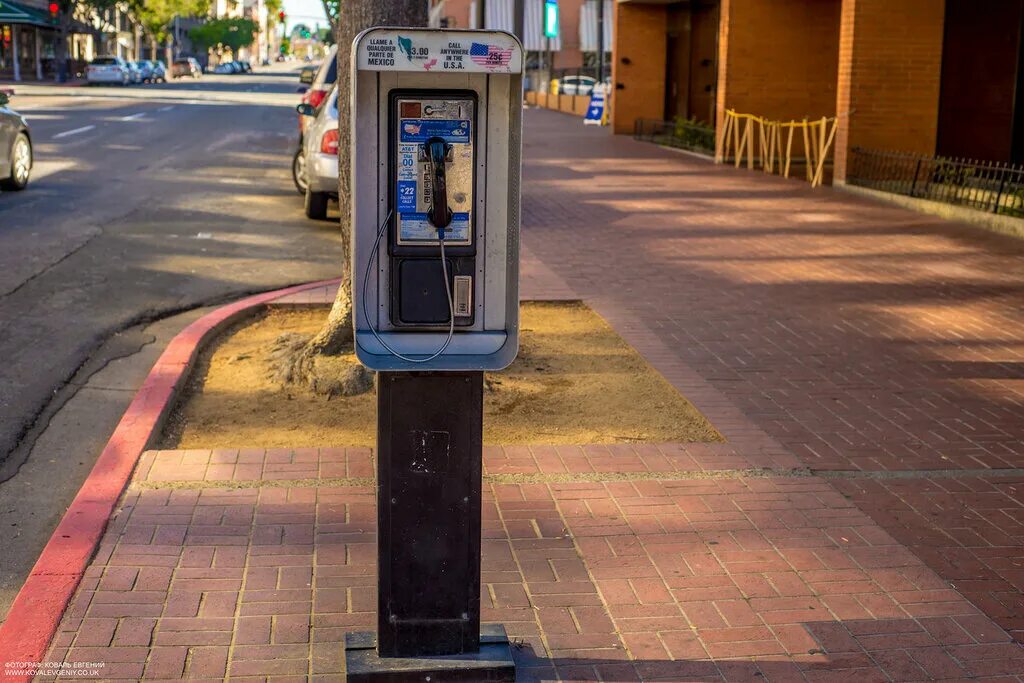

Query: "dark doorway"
<box><xmin>662</xmin><ymin>0</ymin><xmax>720</xmax><ymax>126</ymax></box>
<box><xmin>937</xmin><ymin>0</ymin><xmax>1024</xmax><ymax>162</ymax></box>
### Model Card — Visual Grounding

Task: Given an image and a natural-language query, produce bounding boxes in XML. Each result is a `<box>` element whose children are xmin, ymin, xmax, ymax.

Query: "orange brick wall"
<box><xmin>611</xmin><ymin>2</ymin><xmax>668</xmax><ymax>135</ymax></box>
<box><xmin>833</xmin><ymin>0</ymin><xmax>946</xmax><ymax>182</ymax></box>
<box><xmin>716</xmin><ymin>0</ymin><xmax>841</xmax><ymax>139</ymax></box>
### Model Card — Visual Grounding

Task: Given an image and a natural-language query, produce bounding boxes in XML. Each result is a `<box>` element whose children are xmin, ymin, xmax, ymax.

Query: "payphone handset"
<box><xmin>352</xmin><ymin>28</ymin><xmax>523</xmax><ymax>372</ymax></box>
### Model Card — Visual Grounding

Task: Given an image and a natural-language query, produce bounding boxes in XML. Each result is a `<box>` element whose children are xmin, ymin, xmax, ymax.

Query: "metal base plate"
<box><xmin>344</xmin><ymin>624</ymin><xmax>516</xmax><ymax>682</ymax></box>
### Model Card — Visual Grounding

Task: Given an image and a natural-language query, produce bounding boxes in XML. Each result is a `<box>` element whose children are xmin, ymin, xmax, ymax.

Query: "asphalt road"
<box><xmin>0</xmin><ymin>66</ymin><xmax>342</xmax><ymax>618</ymax></box>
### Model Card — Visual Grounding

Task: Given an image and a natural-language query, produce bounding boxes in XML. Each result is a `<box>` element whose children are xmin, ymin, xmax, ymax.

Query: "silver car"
<box><xmin>149</xmin><ymin>60</ymin><xmax>168</xmax><ymax>82</ymax></box>
<box><xmin>0</xmin><ymin>90</ymin><xmax>32</xmax><ymax>191</ymax></box>
<box><xmin>86</xmin><ymin>56</ymin><xmax>131</xmax><ymax>85</ymax></box>
<box><xmin>126</xmin><ymin>61</ymin><xmax>145</xmax><ymax>84</ymax></box>
<box><xmin>295</xmin><ymin>85</ymin><xmax>338</xmax><ymax>220</ymax></box>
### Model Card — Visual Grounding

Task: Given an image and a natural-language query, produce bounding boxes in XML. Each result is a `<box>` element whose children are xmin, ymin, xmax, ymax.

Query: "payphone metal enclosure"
<box><xmin>347</xmin><ymin>28</ymin><xmax>523</xmax><ymax>679</ymax></box>
<box><xmin>351</xmin><ymin>27</ymin><xmax>522</xmax><ymax>372</ymax></box>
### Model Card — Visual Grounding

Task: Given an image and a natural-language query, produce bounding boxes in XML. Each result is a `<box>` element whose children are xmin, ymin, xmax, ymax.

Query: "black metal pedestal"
<box><xmin>344</xmin><ymin>371</ymin><xmax>514</xmax><ymax>681</ymax></box>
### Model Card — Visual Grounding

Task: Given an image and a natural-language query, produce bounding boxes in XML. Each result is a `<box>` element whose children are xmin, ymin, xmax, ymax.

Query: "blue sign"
<box><xmin>400</xmin><ymin>118</ymin><xmax>471</xmax><ymax>143</ymax></box>
<box><xmin>584</xmin><ymin>89</ymin><xmax>605</xmax><ymax>126</ymax></box>
<box><xmin>396</xmin><ymin>180</ymin><xmax>417</xmax><ymax>212</ymax></box>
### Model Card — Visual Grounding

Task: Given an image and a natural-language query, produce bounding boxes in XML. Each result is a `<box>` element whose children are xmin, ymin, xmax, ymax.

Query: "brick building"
<box><xmin>0</xmin><ymin>0</ymin><xmax>156</xmax><ymax>81</ymax></box>
<box><xmin>430</xmin><ymin>0</ymin><xmax>612</xmax><ymax>86</ymax></box>
<box><xmin>612</xmin><ymin>0</ymin><xmax>1024</xmax><ymax>181</ymax></box>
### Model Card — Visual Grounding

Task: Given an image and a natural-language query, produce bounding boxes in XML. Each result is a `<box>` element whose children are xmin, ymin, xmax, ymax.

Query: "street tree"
<box><xmin>272</xmin><ymin>0</ymin><xmax>429</xmax><ymax>396</ymax></box>
<box><xmin>79</xmin><ymin>0</ymin><xmax>118</xmax><ymax>59</ymax></box>
<box><xmin>131</xmin><ymin>0</ymin><xmax>210</xmax><ymax>64</ymax></box>
<box><xmin>320</xmin><ymin>0</ymin><xmax>339</xmax><ymax>32</ymax></box>
<box><xmin>190</xmin><ymin>17</ymin><xmax>257</xmax><ymax>60</ymax></box>
<box><xmin>219</xmin><ymin>18</ymin><xmax>258</xmax><ymax>55</ymax></box>
<box><xmin>48</xmin><ymin>0</ymin><xmax>207</xmax><ymax>81</ymax></box>
<box><xmin>265</xmin><ymin>0</ymin><xmax>283</xmax><ymax>53</ymax></box>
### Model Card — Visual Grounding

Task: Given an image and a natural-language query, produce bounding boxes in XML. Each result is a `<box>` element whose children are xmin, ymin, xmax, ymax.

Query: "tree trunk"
<box><xmin>303</xmin><ymin>0</ymin><xmax>429</xmax><ymax>357</ymax></box>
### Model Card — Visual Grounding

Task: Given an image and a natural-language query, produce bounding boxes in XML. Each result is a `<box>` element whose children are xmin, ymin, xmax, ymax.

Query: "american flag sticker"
<box><xmin>470</xmin><ymin>42</ymin><xmax>514</xmax><ymax>69</ymax></box>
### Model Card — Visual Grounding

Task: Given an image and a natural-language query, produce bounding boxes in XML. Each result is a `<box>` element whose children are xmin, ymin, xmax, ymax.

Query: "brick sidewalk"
<box><xmin>43</xmin><ymin>448</ymin><xmax>1023</xmax><ymax>681</ymax></box>
<box><xmin>33</xmin><ymin>109</ymin><xmax>1024</xmax><ymax>680</ymax></box>
<box><xmin>520</xmin><ymin>109</ymin><xmax>1024</xmax><ymax>643</ymax></box>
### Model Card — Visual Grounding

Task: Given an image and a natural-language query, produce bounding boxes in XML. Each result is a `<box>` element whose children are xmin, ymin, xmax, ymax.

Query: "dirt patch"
<box><xmin>162</xmin><ymin>302</ymin><xmax>722</xmax><ymax>448</ymax></box>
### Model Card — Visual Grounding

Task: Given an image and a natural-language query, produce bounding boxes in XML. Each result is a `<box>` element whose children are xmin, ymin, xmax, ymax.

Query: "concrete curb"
<box><xmin>0</xmin><ymin>279</ymin><xmax>340</xmax><ymax>680</ymax></box>
<box><xmin>837</xmin><ymin>183</ymin><xmax>1024</xmax><ymax>242</ymax></box>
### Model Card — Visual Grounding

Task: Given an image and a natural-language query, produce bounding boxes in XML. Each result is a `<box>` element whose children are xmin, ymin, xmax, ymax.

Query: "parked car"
<box><xmin>134</xmin><ymin>60</ymin><xmax>157</xmax><ymax>82</ymax></box>
<box><xmin>171</xmin><ymin>57</ymin><xmax>202</xmax><ymax>79</ymax></box>
<box><xmin>213</xmin><ymin>62</ymin><xmax>236</xmax><ymax>74</ymax></box>
<box><xmin>85</xmin><ymin>56</ymin><xmax>131</xmax><ymax>86</ymax></box>
<box><xmin>297</xmin><ymin>44</ymin><xmax>337</xmax><ymax>137</ymax></box>
<box><xmin>298</xmin><ymin>64</ymin><xmax>317</xmax><ymax>84</ymax></box>
<box><xmin>558</xmin><ymin>75</ymin><xmax>597</xmax><ymax>96</ymax></box>
<box><xmin>0</xmin><ymin>90</ymin><xmax>32</xmax><ymax>191</ymax></box>
<box><xmin>295</xmin><ymin>85</ymin><xmax>338</xmax><ymax>220</ymax></box>
<box><xmin>148</xmin><ymin>60</ymin><xmax>167</xmax><ymax>82</ymax></box>
<box><xmin>127</xmin><ymin>61</ymin><xmax>147</xmax><ymax>83</ymax></box>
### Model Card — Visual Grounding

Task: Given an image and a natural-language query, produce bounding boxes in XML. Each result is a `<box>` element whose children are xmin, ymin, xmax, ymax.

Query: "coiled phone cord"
<box><xmin>360</xmin><ymin>209</ymin><xmax>456</xmax><ymax>363</ymax></box>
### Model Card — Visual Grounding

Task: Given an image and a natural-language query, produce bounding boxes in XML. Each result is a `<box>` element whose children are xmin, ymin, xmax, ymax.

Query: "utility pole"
<box><xmin>596</xmin><ymin>0</ymin><xmax>605</xmax><ymax>84</ymax></box>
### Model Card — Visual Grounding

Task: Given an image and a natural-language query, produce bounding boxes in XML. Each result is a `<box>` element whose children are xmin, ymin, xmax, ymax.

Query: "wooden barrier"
<box><xmin>718</xmin><ymin>110</ymin><xmax>839</xmax><ymax>188</ymax></box>
<box><xmin>525</xmin><ymin>90</ymin><xmax>594</xmax><ymax>120</ymax></box>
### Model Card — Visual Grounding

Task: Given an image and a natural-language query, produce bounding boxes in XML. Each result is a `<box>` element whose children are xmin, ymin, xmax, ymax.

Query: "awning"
<box><xmin>0</xmin><ymin>0</ymin><xmax>54</xmax><ymax>28</ymax></box>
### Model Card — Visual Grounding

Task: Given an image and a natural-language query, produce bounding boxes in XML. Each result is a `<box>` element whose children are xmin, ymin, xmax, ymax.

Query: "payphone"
<box><xmin>346</xmin><ymin>28</ymin><xmax>523</xmax><ymax>682</ymax></box>
<box><xmin>352</xmin><ymin>28</ymin><xmax>522</xmax><ymax>372</ymax></box>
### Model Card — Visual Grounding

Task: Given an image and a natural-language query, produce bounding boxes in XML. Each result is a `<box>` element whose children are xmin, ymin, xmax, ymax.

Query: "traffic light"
<box><xmin>48</xmin><ymin>2</ymin><xmax>59</xmax><ymax>24</ymax></box>
<box><xmin>278</xmin><ymin>10</ymin><xmax>285</xmax><ymax>22</ymax></box>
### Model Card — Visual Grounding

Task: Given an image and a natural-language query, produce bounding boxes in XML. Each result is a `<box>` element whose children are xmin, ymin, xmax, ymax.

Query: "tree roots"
<box><xmin>268</xmin><ymin>331</ymin><xmax>374</xmax><ymax>398</ymax></box>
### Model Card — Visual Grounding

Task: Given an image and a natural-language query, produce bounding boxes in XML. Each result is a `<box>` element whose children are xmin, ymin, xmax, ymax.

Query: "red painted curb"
<box><xmin>0</xmin><ymin>279</ymin><xmax>340</xmax><ymax>681</ymax></box>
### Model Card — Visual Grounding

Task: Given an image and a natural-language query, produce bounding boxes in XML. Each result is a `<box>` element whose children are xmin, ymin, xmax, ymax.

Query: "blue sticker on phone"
<box><xmin>396</xmin><ymin>180</ymin><xmax>417</xmax><ymax>212</ymax></box>
<box><xmin>399</xmin><ymin>212</ymin><xmax>471</xmax><ymax>242</ymax></box>
<box><xmin>400</xmin><ymin>119</ymin><xmax>471</xmax><ymax>143</ymax></box>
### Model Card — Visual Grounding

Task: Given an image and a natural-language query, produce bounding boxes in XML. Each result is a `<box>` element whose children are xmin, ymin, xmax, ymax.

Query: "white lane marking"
<box><xmin>52</xmin><ymin>125</ymin><xmax>96</xmax><ymax>139</ymax></box>
<box><xmin>120</xmin><ymin>112</ymin><xmax>146</xmax><ymax>121</ymax></box>
<box><xmin>157</xmin><ymin>105</ymin><xmax>175</xmax><ymax>112</ymax></box>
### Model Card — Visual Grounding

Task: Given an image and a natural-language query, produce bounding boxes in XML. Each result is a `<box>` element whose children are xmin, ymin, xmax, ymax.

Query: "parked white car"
<box><xmin>295</xmin><ymin>85</ymin><xmax>338</xmax><ymax>220</ymax></box>
<box><xmin>85</xmin><ymin>56</ymin><xmax>131</xmax><ymax>86</ymax></box>
<box><xmin>558</xmin><ymin>75</ymin><xmax>597</xmax><ymax>96</ymax></box>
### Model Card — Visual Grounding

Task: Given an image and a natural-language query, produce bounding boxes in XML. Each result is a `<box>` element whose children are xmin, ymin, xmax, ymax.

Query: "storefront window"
<box><xmin>0</xmin><ymin>24</ymin><xmax>13</xmax><ymax>76</ymax></box>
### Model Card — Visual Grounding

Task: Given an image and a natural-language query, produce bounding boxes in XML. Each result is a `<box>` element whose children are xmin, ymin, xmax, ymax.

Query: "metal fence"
<box><xmin>847</xmin><ymin>147</ymin><xmax>1024</xmax><ymax>218</ymax></box>
<box><xmin>634</xmin><ymin>118</ymin><xmax>716</xmax><ymax>156</ymax></box>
